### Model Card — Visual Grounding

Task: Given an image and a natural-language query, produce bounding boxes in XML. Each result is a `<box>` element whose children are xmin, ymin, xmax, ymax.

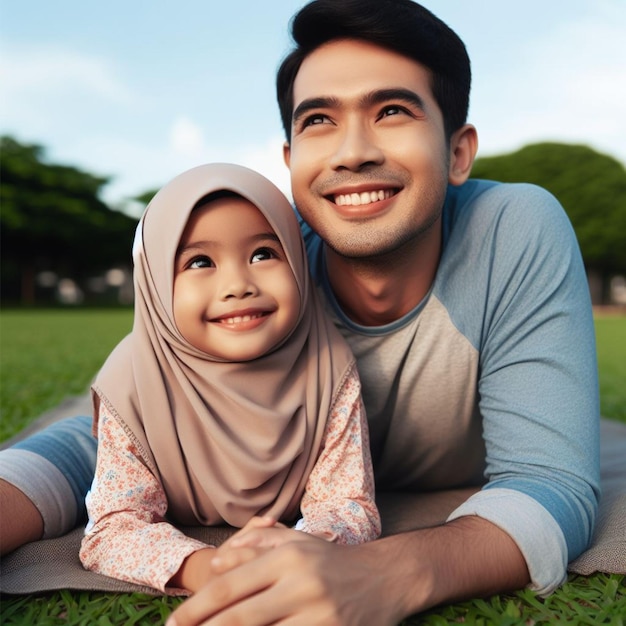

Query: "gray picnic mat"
<box><xmin>0</xmin><ymin>489</ymin><xmax>478</xmax><ymax>595</ymax></box>
<box><xmin>0</xmin><ymin>416</ymin><xmax>624</xmax><ymax>595</ymax></box>
<box><xmin>568</xmin><ymin>418</ymin><xmax>626</xmax><ymax>575</ymax></box>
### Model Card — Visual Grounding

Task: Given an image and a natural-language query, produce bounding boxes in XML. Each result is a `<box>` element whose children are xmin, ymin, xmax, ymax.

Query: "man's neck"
<box><xmin>325</xmin><ymin>225</ymin><xmax>442</xmax><ymax>327</ymax></box>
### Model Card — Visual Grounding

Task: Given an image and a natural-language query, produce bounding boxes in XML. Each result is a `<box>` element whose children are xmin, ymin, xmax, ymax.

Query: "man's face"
<box><xmin>284</xmin><ymin>38</ymin><xmax>452</xmax><ymax>259</ymax></box>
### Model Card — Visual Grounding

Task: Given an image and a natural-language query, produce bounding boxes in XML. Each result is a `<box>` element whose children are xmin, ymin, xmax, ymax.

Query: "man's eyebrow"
<box><xmin>292</xmin><ymin>89</ymin><xmax>426</xmax><ymax>125</ymax></box>
<box><xmin>361</xmin><ymin>88</ymin><xmax>426</xmax><ymax>111</ymax></box>
<box><xmin>292</xmin><ymin>96</ymin><xmax>340</xmax><ymax>125</ymax></box>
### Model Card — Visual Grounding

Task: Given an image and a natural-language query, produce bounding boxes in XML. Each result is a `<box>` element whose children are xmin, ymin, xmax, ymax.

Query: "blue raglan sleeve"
<box><xmin>447</xmin><ymin>183</ymin><xmax>600</xmax><ymax>594</ymax></box>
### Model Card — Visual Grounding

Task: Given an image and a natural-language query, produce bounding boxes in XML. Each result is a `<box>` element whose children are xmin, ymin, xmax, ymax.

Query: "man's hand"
<box><xmin>166</xmin><ymin>516</ymin><xmax>530</xmax><ymax>626</ymax></box>
<box><xmin>167</xmin><ymin>534</ymin><xmax>403</xmax><ymax>626</ymax></box>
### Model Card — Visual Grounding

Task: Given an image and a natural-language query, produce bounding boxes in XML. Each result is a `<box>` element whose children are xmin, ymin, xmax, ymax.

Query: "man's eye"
<box><xmin>251</xmin><ymin>248</ymin><xmax>275</xmax><ymax>263</ymax></box>
<box><xmin>302</xmin><ymin>113</ymin><xmax>327</xmax><ymax>127</ymax></box>
<box><xmin>381</xmin><ymin>105</ymin><xmax>403</xmax><ymax>117</ymax></box>
<box><xmin>189</xmin><ymin>256</ymin><xmax>214</xmax><ymax>269</ymax></box>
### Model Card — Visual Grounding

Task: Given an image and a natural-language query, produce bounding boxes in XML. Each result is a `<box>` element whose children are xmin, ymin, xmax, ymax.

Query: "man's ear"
<box><xmin>283</xmin><ymin>142</ymin><xmax>291</xmax><ymax>169</ymax></box>
<box><xmin>448</xmin><ymin>124</ymin><xmax>478</xmax><ymax>186</ymax></box>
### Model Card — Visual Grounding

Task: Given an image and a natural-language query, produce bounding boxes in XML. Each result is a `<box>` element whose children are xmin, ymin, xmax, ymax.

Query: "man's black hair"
<box><xmin>276</xmin><ymin>0</ymin><xmax>471</xmax><ymax>142</ymax></box>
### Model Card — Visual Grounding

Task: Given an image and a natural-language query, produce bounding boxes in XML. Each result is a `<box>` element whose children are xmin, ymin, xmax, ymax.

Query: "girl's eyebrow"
<box><xmin>176</xmin><ymin>231</ymin><xmax>281</xmax><ymax>256</ymax></box>
<box><xmin>292</xmin><ymin>88</ymin><xmax>426</xmax><ymax>124</ymax></box>
<box><xmin>251</xmin><ymin>232</ymin><xmax>281</xmax><ymax>244</ymax></box>
<box><xmin>177</xmin><ymin>241</ymin><xmax>207</xmax><ymax>254</ymax></box>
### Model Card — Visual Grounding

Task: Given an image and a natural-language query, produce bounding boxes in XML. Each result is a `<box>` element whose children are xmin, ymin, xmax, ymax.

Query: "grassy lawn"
<box><xmin>0</xmin><ymin>309</ymin><xmax>133</xmax><ymax>442</ymax></box>
<box><xmin>595</xmin><ymin>314</ymin><xmax>626</xmax><ymax>423</ymax></box>
<box><xmin>0</xmin><ymin>309</ymin><xmax>624</xmax><ymax>624</ymax></box>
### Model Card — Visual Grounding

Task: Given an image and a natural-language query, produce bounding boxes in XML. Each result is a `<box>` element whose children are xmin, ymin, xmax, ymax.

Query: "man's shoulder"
<box><xmin>446</xmin><ymin>178</ymin><xmax>560</xmax><ymax>216</ymax></box>
<box><xmin>439</xmin><ymin>177</ymin><xmax>576</xmax><ymax>297</ymax></box>
<box><xmin>444</xmin><ymin>179</ymin><xmax>568</xmax><ymax>245</ymax></box>
<box><xmin>436</xmin><ymin>179</ymin><xmax>583</xmax><ymax>349</ymax></box>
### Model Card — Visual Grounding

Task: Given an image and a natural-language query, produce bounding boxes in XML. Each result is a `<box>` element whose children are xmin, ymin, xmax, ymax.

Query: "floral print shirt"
<box><xmin>80</xmin><ymin>363</ymin><xmax>380</xmax><ymax>593</ymax></box>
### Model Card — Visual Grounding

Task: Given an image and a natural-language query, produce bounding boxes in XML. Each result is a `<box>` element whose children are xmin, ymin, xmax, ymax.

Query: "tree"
<box><xmin>1</xmin><ymin>136</ymin><xmax>138</xmax><ymax>305</ymax></box>
<box><xmin>471</xmin><ymin>143</ymin><xmax>626</xmax><ymax>303</ymax></box>
<box><xmin>134</xmin><ymin>189</ymin><xmax>159</xmax><ymax>207</ymax></box>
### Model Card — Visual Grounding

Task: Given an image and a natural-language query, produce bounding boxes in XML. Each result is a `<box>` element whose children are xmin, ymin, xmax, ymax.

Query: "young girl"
<box><xmin>79</xmin><ymin>163</ymin><xmax>380</xmax><ymax>594</ymax></box>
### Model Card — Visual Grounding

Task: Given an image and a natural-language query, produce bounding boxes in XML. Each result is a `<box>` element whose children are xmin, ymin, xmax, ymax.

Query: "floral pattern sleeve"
<box><xmin>79</xmin><ymin>405</ymin><xmax>211</xmax><ymax>594</ymax></box>
<box><xmin>297</xmin><ymin>362</ymin><xmax>381</xmax><ymax>544</ymax></box>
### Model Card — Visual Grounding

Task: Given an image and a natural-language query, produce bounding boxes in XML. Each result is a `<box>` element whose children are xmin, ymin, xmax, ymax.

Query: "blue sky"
<box><xmin>2</xmin><ymin>0</ymin><xmax>625</xmax><ymax>214</ymax></box>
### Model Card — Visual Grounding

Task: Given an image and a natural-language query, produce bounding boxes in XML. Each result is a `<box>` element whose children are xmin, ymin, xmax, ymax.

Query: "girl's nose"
<box><xmin>219</xmin><ymin>266</ymin><xmax>259</xmax><ymax>300</ymax></box>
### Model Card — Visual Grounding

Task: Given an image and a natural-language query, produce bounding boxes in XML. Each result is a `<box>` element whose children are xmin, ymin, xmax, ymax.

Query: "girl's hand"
<box><xmin>217</xmin><ymin>515</ymin><xmax>285</xmax><ymax>550</ymax></box>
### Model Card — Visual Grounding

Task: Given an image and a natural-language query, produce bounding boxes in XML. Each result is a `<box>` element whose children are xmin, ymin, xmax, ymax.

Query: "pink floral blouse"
<box><xmin>80</xmin><ymin>363</ymin><xmax>380</xmax><ymax>594</ymax></box>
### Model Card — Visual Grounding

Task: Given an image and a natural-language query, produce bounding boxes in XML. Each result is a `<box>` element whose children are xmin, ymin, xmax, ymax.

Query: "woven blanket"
<box><xmin>1</xmin><ymin>414</ymin><xmax>624</xmax><ymax>595</ymax></box>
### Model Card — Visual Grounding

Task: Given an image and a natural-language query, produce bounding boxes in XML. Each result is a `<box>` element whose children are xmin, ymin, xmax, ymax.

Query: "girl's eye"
<box><xmin>189</xmin><ymin>256</ymin><xmax>214</xmax><ymax>269</ymax></box>
<box><xmin>251</xmin><ymin>247</ymin><xmax>276</xmax><ymax>264</ymax></box>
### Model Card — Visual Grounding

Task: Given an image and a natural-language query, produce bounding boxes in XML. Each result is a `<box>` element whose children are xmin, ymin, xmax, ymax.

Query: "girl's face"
<box><xmin>173</xmin><ymin>196</ymin><xmax>300</xmax><ymax>361</ymax></box>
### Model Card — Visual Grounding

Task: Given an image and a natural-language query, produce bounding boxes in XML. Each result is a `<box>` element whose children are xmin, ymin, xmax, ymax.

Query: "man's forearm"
<box><xmin>372</xmin><ymin>515</ymin><xmax>530</xmax><ymax>617</ymax></box>
<box><xmin>0</xmin><ymin>479</ymin><xmax>44</xmax><ymax>555</ymax></box>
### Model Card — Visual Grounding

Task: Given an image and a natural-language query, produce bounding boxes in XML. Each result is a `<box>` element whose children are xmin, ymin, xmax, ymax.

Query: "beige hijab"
<box><xmin>92</xmin><ymin>163</ymin><xmax>355</xmax><ymax>527</ymax></box>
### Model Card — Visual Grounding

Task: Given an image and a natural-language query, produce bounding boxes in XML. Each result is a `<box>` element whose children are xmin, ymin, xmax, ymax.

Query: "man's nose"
<box><xmin>328</xmin><ymin>120</ymin><xmax>384</xmax><ymax>171</ymax></box>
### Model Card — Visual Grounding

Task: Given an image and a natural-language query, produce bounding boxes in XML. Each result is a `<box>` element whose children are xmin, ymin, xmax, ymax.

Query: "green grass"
<box><xmin>595</xmin><ymin>315</ymin><xmax>626</xmax><ymax>423</ymax></box>
<box><xmin>0</xmin><ymin>309</ymin><xmax>133</xmax><ymax>441</ymax></box>
<box><xmin>0</xmin><ymin>591</ymin><xmax>182</xmax><ymax>625</ymax></box>
<box><xmin>0</xmin><ymin>310</ymin><xmax>625</xmax><ymax>624</ymax></box>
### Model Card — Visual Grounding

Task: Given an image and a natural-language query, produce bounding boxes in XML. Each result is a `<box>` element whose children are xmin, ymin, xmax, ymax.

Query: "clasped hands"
<box><xmin>167</xmin><ymin>516</ymin><xmax>342</xmax><ymax>626</ymax></box>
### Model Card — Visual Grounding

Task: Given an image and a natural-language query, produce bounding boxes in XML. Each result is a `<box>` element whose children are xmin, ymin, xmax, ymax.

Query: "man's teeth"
<box><xmin>222</xmin><ymin>313</ymin><xmax>262</xmax><ymax>325</ymax></box>
<box><xmin>334</xmin><ymin>189</ymin><xmax>394</xmax><ymax>206</ymax></box>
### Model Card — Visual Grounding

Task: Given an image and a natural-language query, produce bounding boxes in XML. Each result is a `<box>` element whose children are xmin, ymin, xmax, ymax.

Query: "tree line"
<box><xmin>1</xmin><ymin>135</ymin><xmax>625</xmax><ymax>306</ymax></box>
<box><xmin>1</xmin><ymin>136</ymin><xmax>138</xmax><ymax>305</ymax></box>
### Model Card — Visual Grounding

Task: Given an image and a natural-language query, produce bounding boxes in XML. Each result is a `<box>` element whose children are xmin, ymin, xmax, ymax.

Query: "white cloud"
<box><xmin>0</xmin><ymin>42</ymin><xmax>138</xmax><ymax>162</ymax></box>
<box><xmin>169</xmin><ymin>117</ymin><xmax>207</xmax><ymax>157</ymax></box>
<box><xmin>90</xmin><ymin>131</ymin><xmax>289</xmax><ymax>215</ymax></box>
<box><xmin>236</xmin><ymin>136</ymin><xmax>292</xmax><ymax>200</ymax></box>
<box><xmin>0</xmin><ymin>44</ymin><xmax>133</xmax><ymax>105</ymax></box>
<box><xmin>472</xmin><ymin>8</ymin><xmax>626</xmax><ymax>164</ymax></box>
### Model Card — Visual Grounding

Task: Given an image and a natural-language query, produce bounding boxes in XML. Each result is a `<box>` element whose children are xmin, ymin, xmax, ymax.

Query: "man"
<box><xmin>0</xmin><ymin>1</ymin><xmax>599</xmax><ymax>624</ymax></box>
<box><xmin>167</xmin><ymin>1</ymin><xmax>599</xmax><ymax>624</ymax></box>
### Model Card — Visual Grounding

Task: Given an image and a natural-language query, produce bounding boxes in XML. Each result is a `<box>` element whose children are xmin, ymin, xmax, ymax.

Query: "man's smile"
<box><xmin>333</xmin><ymin>188</ymin><xmax>397</xmax><ymax>206</ymax></box>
